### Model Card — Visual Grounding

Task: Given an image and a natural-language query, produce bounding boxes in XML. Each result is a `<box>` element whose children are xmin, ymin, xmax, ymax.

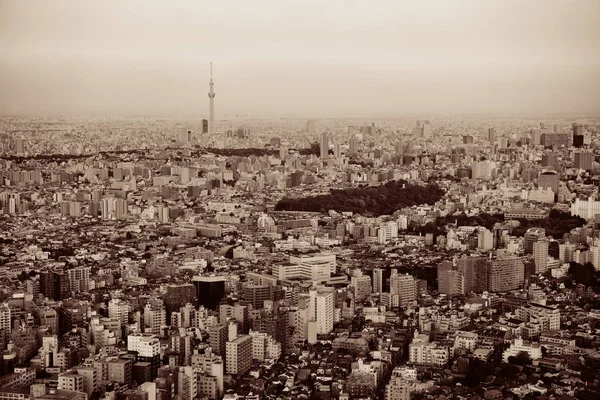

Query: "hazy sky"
<box><xmin>1</xmin><ymin>0</ymin><xmax>599</xmax><ymax>116</ymax></box>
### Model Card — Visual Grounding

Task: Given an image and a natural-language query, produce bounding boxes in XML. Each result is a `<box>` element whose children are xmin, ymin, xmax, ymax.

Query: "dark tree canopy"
<box><xmin>274</xmin><ymin>180</ymin><xmax>445</xmax><ymax>216</ymax></box>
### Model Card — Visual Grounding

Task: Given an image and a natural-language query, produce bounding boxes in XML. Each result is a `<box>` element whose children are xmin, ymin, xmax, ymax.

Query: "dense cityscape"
<box><xmin>2</xmin><ymin>1</ymin><xmax>600</xmax><ymax>400</ymax></box>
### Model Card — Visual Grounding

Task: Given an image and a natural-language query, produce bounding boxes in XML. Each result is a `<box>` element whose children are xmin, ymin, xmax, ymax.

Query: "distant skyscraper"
<box><xmin>574</xmin><ymin>151</ymin><xmax>593</xmax><ymax>171</ymax></box>
<box><xmin>202</xmin><ymin>119</ymin><xmax>208</xmax><ymax>134</ymax></box>
<box><xmin>488</xmin><ymin>128</ymin><xmax>496</xmax><ymax>142</ymax></box>
<box><xmin>208</xmin><ymin>62</ymin><xmax>215</xmax><ymax>136</ymax></box>
<box><xmin>572</xmin><ymin>124</ymin><xmax>584</xmax><ymax>148</ymax></box>
<box><xmin>349</xmin><ymin>137</ymin><xmax>358</xmax><ymax>156</ymax></box>
<box><xmin>320</xmin><ymin>132</ymin><xmax>329</xmax><ymax>159</ymax></box>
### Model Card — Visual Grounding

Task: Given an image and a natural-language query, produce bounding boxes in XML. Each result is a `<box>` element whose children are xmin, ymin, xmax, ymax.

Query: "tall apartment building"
<box><xmin>249</xmin><ymin>331</ymin><xmax>282</xmax><ymax>362</ymax></box>
<box><xmin>457</xmin><ymin>256</ymin><xmax>489</xmax><ymax>293</ymax></box>
<box><xmin>533</xmin><ymin>239</ymin><xmax>549</xmax><ymax>274</ymax></box>
<box><xmin>308</xmin><ymin>286</ymin><xmax>335</xmax><ymax>336</ymax></box>
<box><xmin>40</xmin><ymin>270</ymin><xmax>70</xmax><ymax>301</ymax></box>
<box><xmin>350</xmin><ymin>275</ymin><xmax>372</xmax><ymax>301</ymax></box>
<box><xmin>477</xmin><ymin>228</ymin><xmax>494</xmax><ymax>251</ymax></box>
<box><xmin>67</xmin><ymin>266</ymin><xmax>90</xmax><ymax>293</ymax></box>
<box><xmin>208</xmin><ymin>325</ymin><xmax>228</xmax><ymax>356</ymax></box>
<box><xmin>242</xmin><ymin>284</ymin><xmax>272</xmax><ymax>310</ymax></box>
<box><xmin>390</xmin><ymin>274</ymin><xmax>416</xmax><ymax>306</ymax></box>
<box><xmin>0</xmin><ymin>304</ymin><xmax>10</xmax><ymax>334</ymax></box>
<box><xmin>225</xmin><ymin>335</ymin><xmax>252</xmax><ymax>376</ymax></box>
<box><xmin>219</xmin><ymin>304</ymin><xmax>249</xmax><ymax>334</ymax></box>
<box><xmin>127</xmin><ymin>333</ymin><xmax>161</xmax><ymax>380</ymax></box>
<box><xmin>108</xmin><ymin>299</ymin><xmax>130</xmax><ymax>325</ymax></box>
<box><xmin>143</xmin><ymin>299</ymin><xmax>166</xmax><ymax>337</ymax></box>
<box><xmin>488</xmin><ymin>256</ymin><xmax>525</xmax><ymax>292</ymax></box>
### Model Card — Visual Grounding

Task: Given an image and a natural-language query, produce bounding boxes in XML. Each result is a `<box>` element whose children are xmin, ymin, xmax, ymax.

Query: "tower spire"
<box><xmin>208</xmin><ymin>62</ymin><xmax>215</xmax><ymax>137</ymax></box>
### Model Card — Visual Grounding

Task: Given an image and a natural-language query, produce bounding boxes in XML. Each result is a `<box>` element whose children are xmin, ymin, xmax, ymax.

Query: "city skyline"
<box><xmin>1</xmin><ymin>0</ymin><xmax>600</xmax><ymax>117</ymax></box>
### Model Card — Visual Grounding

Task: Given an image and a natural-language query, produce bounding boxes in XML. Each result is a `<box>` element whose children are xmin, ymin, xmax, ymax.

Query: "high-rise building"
<box><xmin>40</xmin><ymin>270</ymin><xmax>70</xmax><ymax>301</ymax></box>
<box><xmin>193</xmin><ymin>276</ymin><xmax>226</xmax><ymax>310</ymax></box>
<box><xmin>488</xmin><ymin>128</ymin><xmax>496</xmax><ymax>142</ymax></box>
<box><xmin>538</xmin><ymin>171</ymin><xmax>559</xmax><ymax>195</ymax></box>
<box><xmin>208</xmin><ymin>62</ymin><xmax>215</xmax><ymax>136</ymax></box>
<box><xmin>437</xmin><ymin>261</ymin><xmax>464</xmax><ymax>296</ymax></box>
<box><xmin>108</xmin><ymin>299</ymin><xmax>131</xmax><ymax>325</ymax></box>
<box><xmin>349</xmin><ymin>137</ymin><xmax>358</xmax><ymax>156</ymax></box>
<box><xmin>541</xmin><ymin>153</ymin><xmax>557</xmax><ymax>168</ymax></box>
<box><xmin>457</xmin><ymin>256</ymin><xmax>488</xmax><ymax>293</ymax></box>
<box><xmin>350</xmin><ymin>275</ymin><xmax>372</xmax><ymax>301</ymax></box>
<box><xmin>390</xmin><ymin>274</ymin><xmax>416</xmax><ymax>306</ymax></box>
<box><xmin>477</xmin><ymin>228</ymin><xmax>494</xmax><ymax>251</ymax></box>
<box><xmin>179</xmin><ymin>127</ymin><xmax>192</xmax><ymax>145</ymax></box>
<box><xmin>533</xmin><ymin>239</ymin><xmax>549</xmax><ymax>274</ymax></box>
<box><xmin>320</xmin><ymin>132</ymin><xmax>329</xmax><ymax>159</ymax></box>
<box><xmin>144</xmin><ymin>299</ymin><xmax>166</xmax><ymax>337</ymax></box>
<box><xmin>524</xmin><ymin>228</ymin><xmax>546</xmax><ymax>255</ymax></box>
<box><xmin>0</xmin><ymin>304</ymin><xmax>10</xmax><ymax>334</ymax></box>
<box><xmin>163</xmin><ymin>284</ymin><xmax>197</xmax><ymax>324</ymax></box>
<box><xmin>372</xmin><ymin>268</ymin><xmax>385</xmax><ymax>294</ymax></box>
<box><xmin>208</xmin><ymin>325</ymin><xmax>228</xmax><ymax>356</ymax></box>
<box><xmin>225</xmin><ymin>335</ymin><xmax>252</xmax><ymax>376</ymax></box>
<box><xmin>574</xmin><ymin>151</ymin><xmax>594</xmax><ymax>171</ymax></box>
<box><xmin>488</xmin><ymin>256</ymin><xmax>525</xmax><ymax>292</ymax></box>
<box><xmin>243</xmin><ymin>284</ymin><xmax>271</xmax><ymax>310</ymax></box>
<box><xmin>572</xmin><ymin>124</ymin><xmax>584</xmax><ymax>147</ymax></box>
<box><xmin>67</xmin><ymin>266</ymin><xmax>90</xmax><ymax>293</ymax></box>
<box><xmin>127</xmin><ymin>333</ymin><xmax>161</xmax><ymax>380</ymax></box>
<box><xmin>219</xmin><ymin>304</ymin><xmax>249</xmax><ymax>334</ymax></box>
<box><xmin>309</xmin><ymin>286</ymin><xmax>334</xmax><ymax>335</ymax></box>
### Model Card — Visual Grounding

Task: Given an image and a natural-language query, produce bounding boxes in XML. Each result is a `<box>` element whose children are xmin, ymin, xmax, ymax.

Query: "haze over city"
<box><xmin>1</xmin><ymin>0</ymin><xmax>600</xmax><ymax>117</ymax></box>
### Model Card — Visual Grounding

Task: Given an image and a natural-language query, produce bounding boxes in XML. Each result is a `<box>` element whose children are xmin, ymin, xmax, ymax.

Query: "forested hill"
<box><xmin>274</xmin><ymin>180</ymin><xmax>445</xmax><ymax>216</ymax></box>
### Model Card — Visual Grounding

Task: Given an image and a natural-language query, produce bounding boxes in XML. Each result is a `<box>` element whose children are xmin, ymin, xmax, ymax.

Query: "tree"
<box><xmin>509</xmin><ymin>351</ymin><xmax>532</xmax><ymax>366</ymax></box>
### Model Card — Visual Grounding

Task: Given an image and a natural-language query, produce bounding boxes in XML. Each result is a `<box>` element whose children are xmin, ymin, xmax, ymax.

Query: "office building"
<box><xmin>524</xmin><ymin>228</ymin><xmax>546</xmax><ymax>255</ymax></box>
<box><xmin>193</xmin><ymin>276</ymin><xmax>225</xmax><ymax>310</ymax></box>
<box><xmin>320</xmin><ymin>132</ymin><xmax>329</xmax><ymax>159</ymax></box>
<box><xmin>574</xmin><ymin>151</ymin><xmax>593</xmax><ymax>171</ymax></box>
<box><xmin>163</xmin><ymin>284</ymin><xmax>197</xmax><ymax>324</ymax></box>
<box><xmin>541</xmin><ymin>153</ymin><xmax>557</xmax><ymax>168</ymax></box>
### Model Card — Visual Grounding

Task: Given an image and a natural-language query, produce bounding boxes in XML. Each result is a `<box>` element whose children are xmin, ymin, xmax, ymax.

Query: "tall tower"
<box><xmin>208</xmin><ymin>62</ymin><xmax>215</xmax><ymax>136</ymax></box>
